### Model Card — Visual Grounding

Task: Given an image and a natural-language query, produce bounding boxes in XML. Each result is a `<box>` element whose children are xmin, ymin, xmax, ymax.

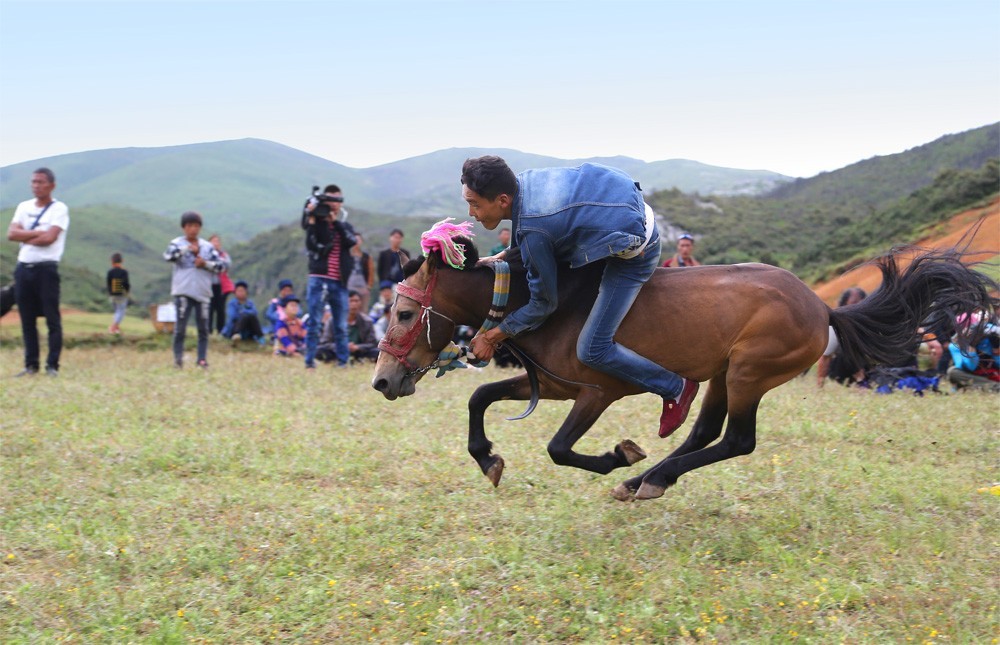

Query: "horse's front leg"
<box><xmin>546</xmin><ymin>389</ymin><xmax>645</xmax><ymax>475</ymax></box>
<box><xmin>468</xmin><ymin>374</ymin><xmax>534</xmax><ymax>487</ymax></box>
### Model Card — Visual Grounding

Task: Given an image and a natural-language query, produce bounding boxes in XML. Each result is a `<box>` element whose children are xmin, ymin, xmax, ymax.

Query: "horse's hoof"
<box><xmin>610</xmin><ymin>483</ymin><xmax>634</xmax><ymax>502</ymax></box>
<box><xmin>618</xmin><ymin>439</ymin><xmax>647</xmax><ymax>465</ymax></box>
<box><xmin>635</xmin><ymin>481</ymin><xmax>666</xmax><ymax>500</ymax></box>
<box><xmin>485</xmin><ymin>456</ymin><xmax>505</xmax><ymax>488</ymax></box>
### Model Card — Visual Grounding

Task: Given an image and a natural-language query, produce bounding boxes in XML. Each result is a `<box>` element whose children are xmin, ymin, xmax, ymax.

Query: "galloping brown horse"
<box><xmin>372</xmin><ymin>233</ymin><xmax>996</xmax><ymax>501</ymax></box>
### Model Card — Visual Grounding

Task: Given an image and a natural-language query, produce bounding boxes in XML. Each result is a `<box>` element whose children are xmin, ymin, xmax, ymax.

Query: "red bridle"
<box><xmin>377</xmin><ymin>271</ymin><xmax>455</xmax><ymax>376</ymax></box>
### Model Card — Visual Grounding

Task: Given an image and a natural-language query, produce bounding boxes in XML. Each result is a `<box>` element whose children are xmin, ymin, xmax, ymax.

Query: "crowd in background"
<box><xmin>6</xmin><ymin>167</ymin><xmax>997</xmax><ymax>393</ymax></box>
<box><xmin>153</xmin><ymin>187</ymin><xmax>418</xmax><ymax>369</ymax></box>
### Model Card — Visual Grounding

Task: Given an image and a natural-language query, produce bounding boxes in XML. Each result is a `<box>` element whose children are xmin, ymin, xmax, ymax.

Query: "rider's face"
<box><xmin>463</xmin><ymin>185</ymin><xmax>509</xmax><ymax>231</ymax></box>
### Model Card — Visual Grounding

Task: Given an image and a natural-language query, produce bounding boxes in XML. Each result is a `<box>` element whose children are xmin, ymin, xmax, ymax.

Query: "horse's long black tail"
<box><xmin>829</xmin><ymin>245</ymin><xmax>998</xmax><ymax>370</ymax></box>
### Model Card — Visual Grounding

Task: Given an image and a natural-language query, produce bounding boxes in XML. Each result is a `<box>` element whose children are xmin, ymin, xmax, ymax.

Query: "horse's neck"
<box><xmin>439</xmin><ymin>268</ymin><xmax>498</xmax><ymax>328</ymax></box>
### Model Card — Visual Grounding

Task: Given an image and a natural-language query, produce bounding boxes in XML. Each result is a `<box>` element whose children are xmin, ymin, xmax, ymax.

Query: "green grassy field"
<box><xmin>1</xmin><ymin>328</ymin><xmax>997</xmax><ymax>643</ymax></box>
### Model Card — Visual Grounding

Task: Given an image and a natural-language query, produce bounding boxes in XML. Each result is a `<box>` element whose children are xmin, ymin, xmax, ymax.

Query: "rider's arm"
<box><xmin>497</xmin><ymin>232</ymin><xmax>559</xmax><ymax>338</ymax></box>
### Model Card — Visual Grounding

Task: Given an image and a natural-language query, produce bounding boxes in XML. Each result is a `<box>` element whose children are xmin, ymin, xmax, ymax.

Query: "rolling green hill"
<box><xmin>0</xmin><ymin>204</ymin><xmax>180</xmax><ymax>311</ymax></box>
<box><xmin>3</xmin><ymin>123</ymin><xmax>996</xmax><ymax>315</ymax></box>
<box><xmin>0</xmin><ymin>140</ymin><xmax>790</xmax><ymax>241</ymax></box>
<box><xmin>0</xmin><ymin>140</ymin><xmax>359</xmax><ymax>240</ymax></box>
<box><xmin>646</xmin><ymin>123</ymin><xmax>1000</xmax><ymax>278</ymax></box>
<box><xmin>372</xmin><ymin>148</ymin><xmax>788</xmax><ymax>217</ymax></box>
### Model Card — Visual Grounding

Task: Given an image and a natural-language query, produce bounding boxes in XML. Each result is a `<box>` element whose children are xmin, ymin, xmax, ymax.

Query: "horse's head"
<box><xmin>372</xmin><ymin>220</ymin><xmax>478</xmax><ymax>400</ymax></box>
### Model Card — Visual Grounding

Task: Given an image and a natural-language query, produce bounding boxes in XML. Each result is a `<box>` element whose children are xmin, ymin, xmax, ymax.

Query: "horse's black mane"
<box><xmin>402</xmin><ymin>235</ymin><xmax>527</xmax><ymax>278</ymax></box>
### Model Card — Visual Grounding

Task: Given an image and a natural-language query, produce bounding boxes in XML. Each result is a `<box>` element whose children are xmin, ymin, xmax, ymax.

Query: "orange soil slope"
<box><xmin>812</xmin><ymin>196</ymin><xmax>999</xmax><ymax>307</ymax></box>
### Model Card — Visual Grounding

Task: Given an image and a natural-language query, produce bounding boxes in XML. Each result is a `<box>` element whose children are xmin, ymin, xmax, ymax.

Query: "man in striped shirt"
<box><xmin>302</xmin><ymin>184</ymin><xmax>357</xmax><ymax>369</ymax></box>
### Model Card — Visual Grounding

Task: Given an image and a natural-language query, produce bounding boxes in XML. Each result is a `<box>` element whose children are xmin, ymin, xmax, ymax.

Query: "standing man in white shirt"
<box><xmin>7</xmin><ymin>168</ymin><xmax>69</xmax><ymax>376</ymax></box>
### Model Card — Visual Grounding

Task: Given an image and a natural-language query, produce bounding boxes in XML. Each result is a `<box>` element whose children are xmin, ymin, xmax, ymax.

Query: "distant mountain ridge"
<box><xmin>646</xmin><ymin>122</ymin><xmax>1000</xmax><ymax>279</ymax></box>
<box><xmin>0</xmin><ymin>139</ymin><xmax>790</xmax><ymax>240</ymax></box>
<box><xmin>3</xmin><ymin>123</ymin><xmax>996</xmax><ymax>314</ymax></box>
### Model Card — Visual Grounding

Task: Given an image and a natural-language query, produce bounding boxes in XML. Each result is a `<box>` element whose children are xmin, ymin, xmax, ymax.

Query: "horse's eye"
<box><xmin>398</xmin><ymin>310</ymin><xmax>413</xmax><ymax>322</ymax></box>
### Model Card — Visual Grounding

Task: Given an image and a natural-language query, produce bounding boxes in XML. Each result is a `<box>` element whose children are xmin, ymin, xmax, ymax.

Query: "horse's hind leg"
<box><xmin>546</xmin><ymin>389</ymin><xmax>645</xmax><ymax>475</ymax></box>
<box><xmin>468</xmin><ymin>374</ymin><xmax>534</xmax><ymax>487</ymax></box>
<box><xmin>634</xmin><ymin>396</ymin><xmax>760</xmax><ymax>500</ymax></box>
<box><xmin>612</xmin><ymin>372</ymin><xmax>728</xmax><ymax>501</ymax></box>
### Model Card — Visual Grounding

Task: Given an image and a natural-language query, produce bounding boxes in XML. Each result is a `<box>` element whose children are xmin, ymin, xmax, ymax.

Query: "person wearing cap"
<box><xmin>264</xmin><ymin>278</ymin><xmax>298</xmax><ymax>336</ymax></box>
<box><xmin>273</xmin><ymin>295</ymin><xmax>307</xmax><ymax>357</ymax></box>
<box><xmin>461</xmin><ymin>156</ymin><xmax>698</xmax><ymax>438</ymax></box>
<box><xmin>221</xmin><ymin>280</ymin><xmax>264</xmax><ymax>343</ymax></box>
<box><xmin>368</xmin><ymin>279</ymin><xmax>394</xmax><ymax>323</ymax></box>
<box><xmin>661</xmin><ymin>233</ymin><xmax>701</xmax><ymax>267</ymax></box>
<box><xmin>302</xmin><ymin>183</ymin><xmax>357</xmax><ymax>368</ymax></box>
<box><xmin>163</xmin><ymin>211</ymin><xmax>229</xmax><ymax>368</ymax></box>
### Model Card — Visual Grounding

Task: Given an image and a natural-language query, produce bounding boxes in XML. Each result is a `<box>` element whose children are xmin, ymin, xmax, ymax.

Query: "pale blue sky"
<box><xmin>1</xmin><ymin>0</ymin><xmax>997</xmax><ymax>177</ymax></box>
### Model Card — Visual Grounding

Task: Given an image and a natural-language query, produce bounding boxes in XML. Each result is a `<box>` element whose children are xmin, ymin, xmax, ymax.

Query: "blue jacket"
<box><xmin>949</xmin><ymin>325</ymin><xmax>999</xmax><ymax>372</ymax></box>
<box><xmin>499</xmin><ymin>163</ymin><xmax>648</xmax><ymax>337</ymax></box>
<box><xmin>221</xmin><ymin>298</ymin><xmax>259</xmax><ymax>338</ymax></box>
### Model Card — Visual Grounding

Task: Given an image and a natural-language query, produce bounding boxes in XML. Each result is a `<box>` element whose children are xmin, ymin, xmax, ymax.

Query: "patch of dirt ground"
<box><xmin>812</xmin><ymin>196</ymin><xmax>999</xmax><ymax>306</ymax></box>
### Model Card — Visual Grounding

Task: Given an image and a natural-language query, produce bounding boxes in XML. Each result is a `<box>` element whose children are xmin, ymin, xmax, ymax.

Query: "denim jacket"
<box><xmin>499</xmin><ymin>163</ymin><xmax>648</xmax><ymax>338</ymax></box>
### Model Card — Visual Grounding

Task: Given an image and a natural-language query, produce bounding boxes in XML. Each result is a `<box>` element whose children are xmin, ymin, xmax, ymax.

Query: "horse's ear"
<box><xmin>402</xmin><ymin>256</ymin><xmax>427</xmax><ymax>278</ymax></box>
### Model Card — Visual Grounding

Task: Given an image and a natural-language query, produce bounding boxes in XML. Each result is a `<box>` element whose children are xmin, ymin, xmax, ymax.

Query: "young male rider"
<box><xmin>461</xmin><ymin>156</ymin><xmax>699</xmax><ymax>436</ymax></box>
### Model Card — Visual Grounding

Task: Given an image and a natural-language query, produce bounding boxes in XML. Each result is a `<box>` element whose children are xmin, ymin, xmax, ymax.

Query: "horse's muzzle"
<box><xmin>371</xmin><ymin>368</ymin><xmax>417</xmax><ymax>400</ymax></box>
<box><xmin>371</xmin><ymin>376</ymin><xmax>398</xmax><ymax>400</ymax></box>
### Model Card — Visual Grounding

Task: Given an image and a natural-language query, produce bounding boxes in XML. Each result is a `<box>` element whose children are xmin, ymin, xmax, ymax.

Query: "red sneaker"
<box><xmin>658</xmin><ymin>378</ymin><xmax>700</xmax><ymax>438</ymax></box>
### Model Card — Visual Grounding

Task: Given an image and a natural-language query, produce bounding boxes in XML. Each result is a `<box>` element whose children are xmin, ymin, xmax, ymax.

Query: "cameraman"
<box><xmin>302</xmin><ymin>184</ymin><xmax>357</xmax><ymax>369</ymax></box>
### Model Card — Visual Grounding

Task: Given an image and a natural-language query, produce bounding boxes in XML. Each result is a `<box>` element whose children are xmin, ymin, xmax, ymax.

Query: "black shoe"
<box><xmin>45</xmin><ymin>366</ymin><xmax>58</xmax><ymax>377</ymax></box>
<box><xmin>15</xmin><ymin>367</ymin><xmax>38</xmax><ymax>377</ymax></box>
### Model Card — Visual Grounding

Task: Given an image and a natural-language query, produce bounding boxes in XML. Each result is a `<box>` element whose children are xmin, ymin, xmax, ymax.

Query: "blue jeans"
<box><xmin>111</xmin><ymin>295</ymin><xmax>128</xmax><ymax>326</ymax></box>
<box><xmin>305</xmin><ymin>276</ymin><xmax>348</xmax><ymax>367</ymax></box>
<box><xmin>575</xmin><ymin>233</ymin><xmax>683</xmax><ymax>399</ymax></box>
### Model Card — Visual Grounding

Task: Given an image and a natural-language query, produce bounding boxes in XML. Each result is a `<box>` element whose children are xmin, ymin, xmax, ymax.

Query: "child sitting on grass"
<box><xmin>273</xmin><ymin>295</ymin><xmax>306</xmax><ymax>357</ymax></box>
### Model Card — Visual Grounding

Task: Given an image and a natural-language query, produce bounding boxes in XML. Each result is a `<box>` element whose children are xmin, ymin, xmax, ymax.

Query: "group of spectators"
<box><xmin>818</xmin><ymin>286</ymin><xmax>999</xmax><ymax>393</ymax></box>
<box><xmin>155</xmin><ymin>183</ymin><xmax>416</xmax><ymax>369</ymax></box>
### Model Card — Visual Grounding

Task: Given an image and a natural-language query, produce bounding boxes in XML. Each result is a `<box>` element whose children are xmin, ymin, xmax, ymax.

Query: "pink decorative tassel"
<box><xmin>420</xmin><ymin>218</ymin><xmax>475</xmax><ymax>269</ymax></box>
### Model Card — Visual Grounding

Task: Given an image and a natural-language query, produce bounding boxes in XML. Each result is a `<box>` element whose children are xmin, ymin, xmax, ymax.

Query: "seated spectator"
<box><xmin>273</xmin><ymin>295</ymin><xmax>307</xmax><ymax>357</ymax></box>
<box><xmin>922</xmin><ymin>310</ymin><xmax>956</xmax><ymax>374</ymax></box>
<box><xmin>372</xmin><ymin>307</ymin><xmax>390</xmax><ymax>342</ymax></box>
<box><xmin>221</xmin><ymin>280</ymin><xmax>264</xmax><ymax>343</ymax></box>
<box><xmin>946</xmin><ymin>313</ymin><xmax>999</xmax><ymax>392</ymax></box>
<box><xmin>369</xmin><ymin>280</ymin><xmax>394</xmax><ymax>316</ymax></box>
<box><xmin>264</xmin><ymin>278</ymin><xmax>297</xmax><ymax>336</ymax></box>
<box><xmin>320</xmin><ymin>290</ymin><xmax>378</xmax><ymax>363</ymax></box>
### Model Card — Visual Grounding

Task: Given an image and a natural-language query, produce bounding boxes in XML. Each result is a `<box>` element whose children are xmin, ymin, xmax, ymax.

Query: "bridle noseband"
<box><xmin>377</xmin><ymin>271</ymin><xmax>457</xmax><ymax>378</ymax></box>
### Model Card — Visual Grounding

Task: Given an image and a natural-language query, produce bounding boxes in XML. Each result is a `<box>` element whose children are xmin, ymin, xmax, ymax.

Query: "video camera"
<box><xmin>302</xmin><ymin>185</ymin><xmax>347</xmax><ymax>226</ymax></box>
